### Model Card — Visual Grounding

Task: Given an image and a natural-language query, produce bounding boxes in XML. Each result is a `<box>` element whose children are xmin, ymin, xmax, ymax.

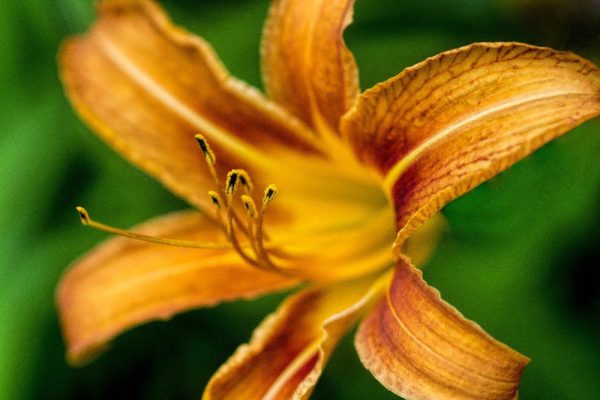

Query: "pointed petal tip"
<box><xmin>56</xmin><ymin>211</ymin><xmax>297</xmax><ymax>366</ymax></box>
<box><xmin>355</xmin><ymin>258</ymin><xmax>530</xmax><ymax>400</ymax></box>
<box><xmin>203</xmin><ymin>274</ymin><xmax>388</xmax><ymax>400</ymax></box>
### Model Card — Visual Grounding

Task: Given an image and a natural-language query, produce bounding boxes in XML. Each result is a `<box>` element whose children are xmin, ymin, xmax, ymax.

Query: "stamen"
<box><xmin>225</xmin><ymin>168</ymin><xmax>252</xmax><ymax>197</ymax></box>
<box><xmin>75</xmin><ymin>206</ymin><xmax>231</xmax><ymax>249</ymax></box>
<box><xmin>238</xmin><ymin>170</ymin><xmax>254</xmax><ymax>193</ymax></box>
<box><xmin>195</xmin><ymin>134</ymin><xmax>220</xmax><ymax>187</ymax></box>
<box><xmin>223</xmin><ymin>171</ymin><xmax>262</xmax><ymax>268</ymax></box>
<box><xmin>263</xmin><ymin>184</ymin><xmax>278</xmax><ymax>204</ymax></box>
<box><xmin>191</xmin><ymin>135</ymin><xmax>287</xmax><ymax>271</ymax></box>
<box><xmin>241</xmin><ymin>195</ymin><xmax>257</xmax><ymax>219</ymax></box>
<box><xmin>240</xmin><ymin>194</ymin><xmax>260</xmax><ymax>256</ymax></box>
<box><xmin>226</xmin><ymin>170</ymin><xmax>240</xmax><ymax>198</ymax></box>
<box><xmin>195</xmin><ymin>137</ymin><xmax>248</xmax><ymax>239</ymax></box>
<box><xmin>194</xmin><ymin>133</ymin><xmax>216</xmax><ymax>165</ymax></box>
<box><xmin>208</xmin><ymin>190</ymin><xmax>222</xmax><ymax>209</ymax></box>
<box><xmin>76</xmin><ymin>133</ymin><xmax>294</xmax><ymax>272</ymax></box>
<box><xmin>255</xmin><ymin>184</ymin><xmax>279</xmax><ymax>269</ymax></box>
<box><xmin>224</xmin><ymin>170</ymin><xmax>254</xmax><ymax>241</ymax></box>
<box><xmin>243</xmin><ymin>189</ymin><xmax>292</xmax><ymax>263</ymax></box>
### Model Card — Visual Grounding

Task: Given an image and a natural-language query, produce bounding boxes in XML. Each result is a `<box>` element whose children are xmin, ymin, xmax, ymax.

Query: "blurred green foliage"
<box><xmin>0</xmin><ymin>0</ymin><xmax>598</xmax><ymax>399</ymax></box>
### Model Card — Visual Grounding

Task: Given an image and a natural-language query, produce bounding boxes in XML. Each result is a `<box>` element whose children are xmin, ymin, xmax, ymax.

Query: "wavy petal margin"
<box><xmin>262</xmin><ymin>0</ymin><xmax>359</xmax><ymax>134</ymax></box>
<box><xmin>355</xmin><ymin>257</ymin><xmax>529</xmax><ymax>400</ymax></box>
<box><xmin>60</xmin><ymin>0</ymin><xmax>320</xmax><ymax>211</ymax></box>
<box><xmin>57</xmin><ymin>210</ymin><xmax>297</xmax><ymax>365</ymax></box>
<box><xmin>341</xmin><ymin>43</ymin><xmax>600</xmax><ymax>250</ymax></box>
<box><xmin>203</xmin><ymin>273</ymin><xmax>389</xmax><ymax>400</ymax></box>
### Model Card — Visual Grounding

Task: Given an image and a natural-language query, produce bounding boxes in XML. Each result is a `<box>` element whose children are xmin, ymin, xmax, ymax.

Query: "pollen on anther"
<box><xmin>226</xmin><ymin>170</ymin><xmax>240</xmax><ymax>196</ymax></box>
<box><xmin>194</xmin><ymin>134</ymin><xmax>216</xmax><ymax>165</ymax></box>
<box><xmin>241</xmin><ymin>195</ymin><xmax>257</xmax><ymax>218</ymax></box>
<box><xmin>238</xmin><ymin>170</ymin><xmax>254</xmax><ymax>192</ymax></box>
<box><xmin>208</xmin><ymin>191</ymin><xmax>222</xmax><ymax>208</ymax></box>
<box><xmin>263</xmin><ymin>184</ymin><xmax>278</xmax><ymax>204</ymax></box>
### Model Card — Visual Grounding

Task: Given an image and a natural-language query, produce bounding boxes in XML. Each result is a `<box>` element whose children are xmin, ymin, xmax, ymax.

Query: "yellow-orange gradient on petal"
<box><xmin>204</xmin><ymin>273</ymin><xmax>389</xmax><ymax>400</ymax></box>
<box><xmin>355</xmin><ymin>258</ymin><xmax>529</xmax><ymax>400</ymax></box>
<box><xmin>57</xmin><ymin>0</ymin><xmax>600</xmax><ymax>399</ymax></box>
<box><xmin>262</xmin><ymin>0</ymin><xmax>359</xmax><ymax>134</ymax></box>
<box><xmin>60</xmin><ymin>0</ymin><xmax>322</xmax><ymax>211</ymax></box>
<box><xmin>341</xmin><ymin>43</ymin><xmax>600</xmax><ymax>251</ymax></box>
<box><xmin>57</xmin><ymin>211</ymin><xmax>297</xmax><ymax>366</ymax></box>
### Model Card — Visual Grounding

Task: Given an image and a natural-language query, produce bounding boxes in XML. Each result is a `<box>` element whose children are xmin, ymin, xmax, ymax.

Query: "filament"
<box><xmin>75</xmin><ymin>135</ymin><xmax>295</xmax><ymax>274</ymax></box>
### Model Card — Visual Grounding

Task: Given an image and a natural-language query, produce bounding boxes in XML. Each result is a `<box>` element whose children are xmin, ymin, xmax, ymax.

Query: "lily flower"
<box><xmin>57</xmin><ymin>0</ymin><xmax>600</xmax><ymax>398</ymax></box>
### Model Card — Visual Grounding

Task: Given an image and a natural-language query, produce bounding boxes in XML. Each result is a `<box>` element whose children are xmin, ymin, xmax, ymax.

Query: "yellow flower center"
<box><xmin>77</xmin><ymin>133</ymin><xmax>399</xmax><ymax>282</ymax></box>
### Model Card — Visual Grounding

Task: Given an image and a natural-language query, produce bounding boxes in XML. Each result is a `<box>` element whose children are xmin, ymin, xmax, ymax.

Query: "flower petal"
<box><xmin>340</xmin><ymin>43</ymin><xmax>600</xmax><ymax>250</ymax></box>
<box><xmin>355</xmin><ymin>257</ymin><xmax>529</xmax><ymax>400</ymax></box>
<box><xmin>60</xmin><ymin>0</ymin><xmax>320</xmax><ymax>210</ymax></box>
<box><xmin>203</xmin><ymin>273</ymin><xmax>389</xmax><ymax>400</ymax></box>
<box><xmin>57</xmin><ymin>210</ymin><xmax>297</xmax><ymax>366</ymax></box>
<box><xmin>262</xmin><ymin>0</ymin><xmax>359</xmax><ymax>134</ymax></box>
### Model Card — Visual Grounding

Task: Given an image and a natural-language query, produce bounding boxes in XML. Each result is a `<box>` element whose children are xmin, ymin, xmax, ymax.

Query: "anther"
<box><xmin>190</xmin><ymin>136</ymin><xmax>283</xmax><ymax>270</ymax></box>
<box><xmin>238</xmin><ymin>170</ymin><xmax>254</xmax><ymax>193</ymax></box>
<box><xmin>226</xmin><ymin>170</ymin><xmax>240</xmax><ymax>197</ymax></box>
<box><xmin>194</xmin><ymin>134</ymin><xmax>216</xmax><ymax>165</ymax></box>
<box><xmin>241</xmin><ymin>195</ymin><xmax>257</xmax><ymax>218</ymax></box>
<box><xmin>221</xmin><ymin>171</ymin><xmax>262</xmax><ymax>268</ymax></box>
<box><xmin>263</xmin><ymin>184</ymin><xmax>278</xmax><ymax>205</ymax></box>
<box><xmin>253</xmin><ymin>184</ymin><xmax>280</xmax><ymax>270</ymax></box>
<box><xmin>208</xmin><ymin>190</ymin><xmax>222</xmax><ymax>209</ymax></box>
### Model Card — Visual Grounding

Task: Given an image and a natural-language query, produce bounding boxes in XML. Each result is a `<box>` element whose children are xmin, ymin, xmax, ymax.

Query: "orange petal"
<box><xmin>340</xmin><ymin>43</ymin><xmax>600</xmax><ymax>250</ymax></box>
<box><xmin>355</xmin><ymin>257</ymin><xmax>529</xmax><ymax>400</ymax></box>
<box><xmin>203</xmin><ymin>273</ymin><xmax>389</xmax><ymax>400</ymax></box>
<box><xmin>57</xmin><ymin>210</ymin><xmax>297</xmax><ymax>366</ymax></box>
<box><xmin>60</xmin><ymin>0</ymin><xmax>320</xmax><ymax>210</ymax></box>
<box><xmin>262</xmin><ymin>0</ymin><xmax>359</xmax><ymax>134</ymax></box>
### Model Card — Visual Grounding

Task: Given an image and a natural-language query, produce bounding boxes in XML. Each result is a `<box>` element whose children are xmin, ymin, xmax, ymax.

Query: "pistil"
<box><xmin>74</xmin><ymin>134</ymin><xmax>286</xmax><ymax>274</ymax></box>
<box><xmin>75</xmin><ymin>206</ymin><xmax>231</xmax><ymax>249</ymax></box>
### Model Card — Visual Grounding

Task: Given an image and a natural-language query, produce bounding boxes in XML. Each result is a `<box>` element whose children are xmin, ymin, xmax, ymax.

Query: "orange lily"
<box><xmin>57</xmin><ymin>0</ymin><xmax>600</xmax><ymax>398</ymax></box>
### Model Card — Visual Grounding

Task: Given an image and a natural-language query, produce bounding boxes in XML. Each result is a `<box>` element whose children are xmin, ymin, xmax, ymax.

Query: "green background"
<box><xmin>0</xmin><ymin>0</ymin><xmax>598</xmax><ymax>399</ymax></box>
